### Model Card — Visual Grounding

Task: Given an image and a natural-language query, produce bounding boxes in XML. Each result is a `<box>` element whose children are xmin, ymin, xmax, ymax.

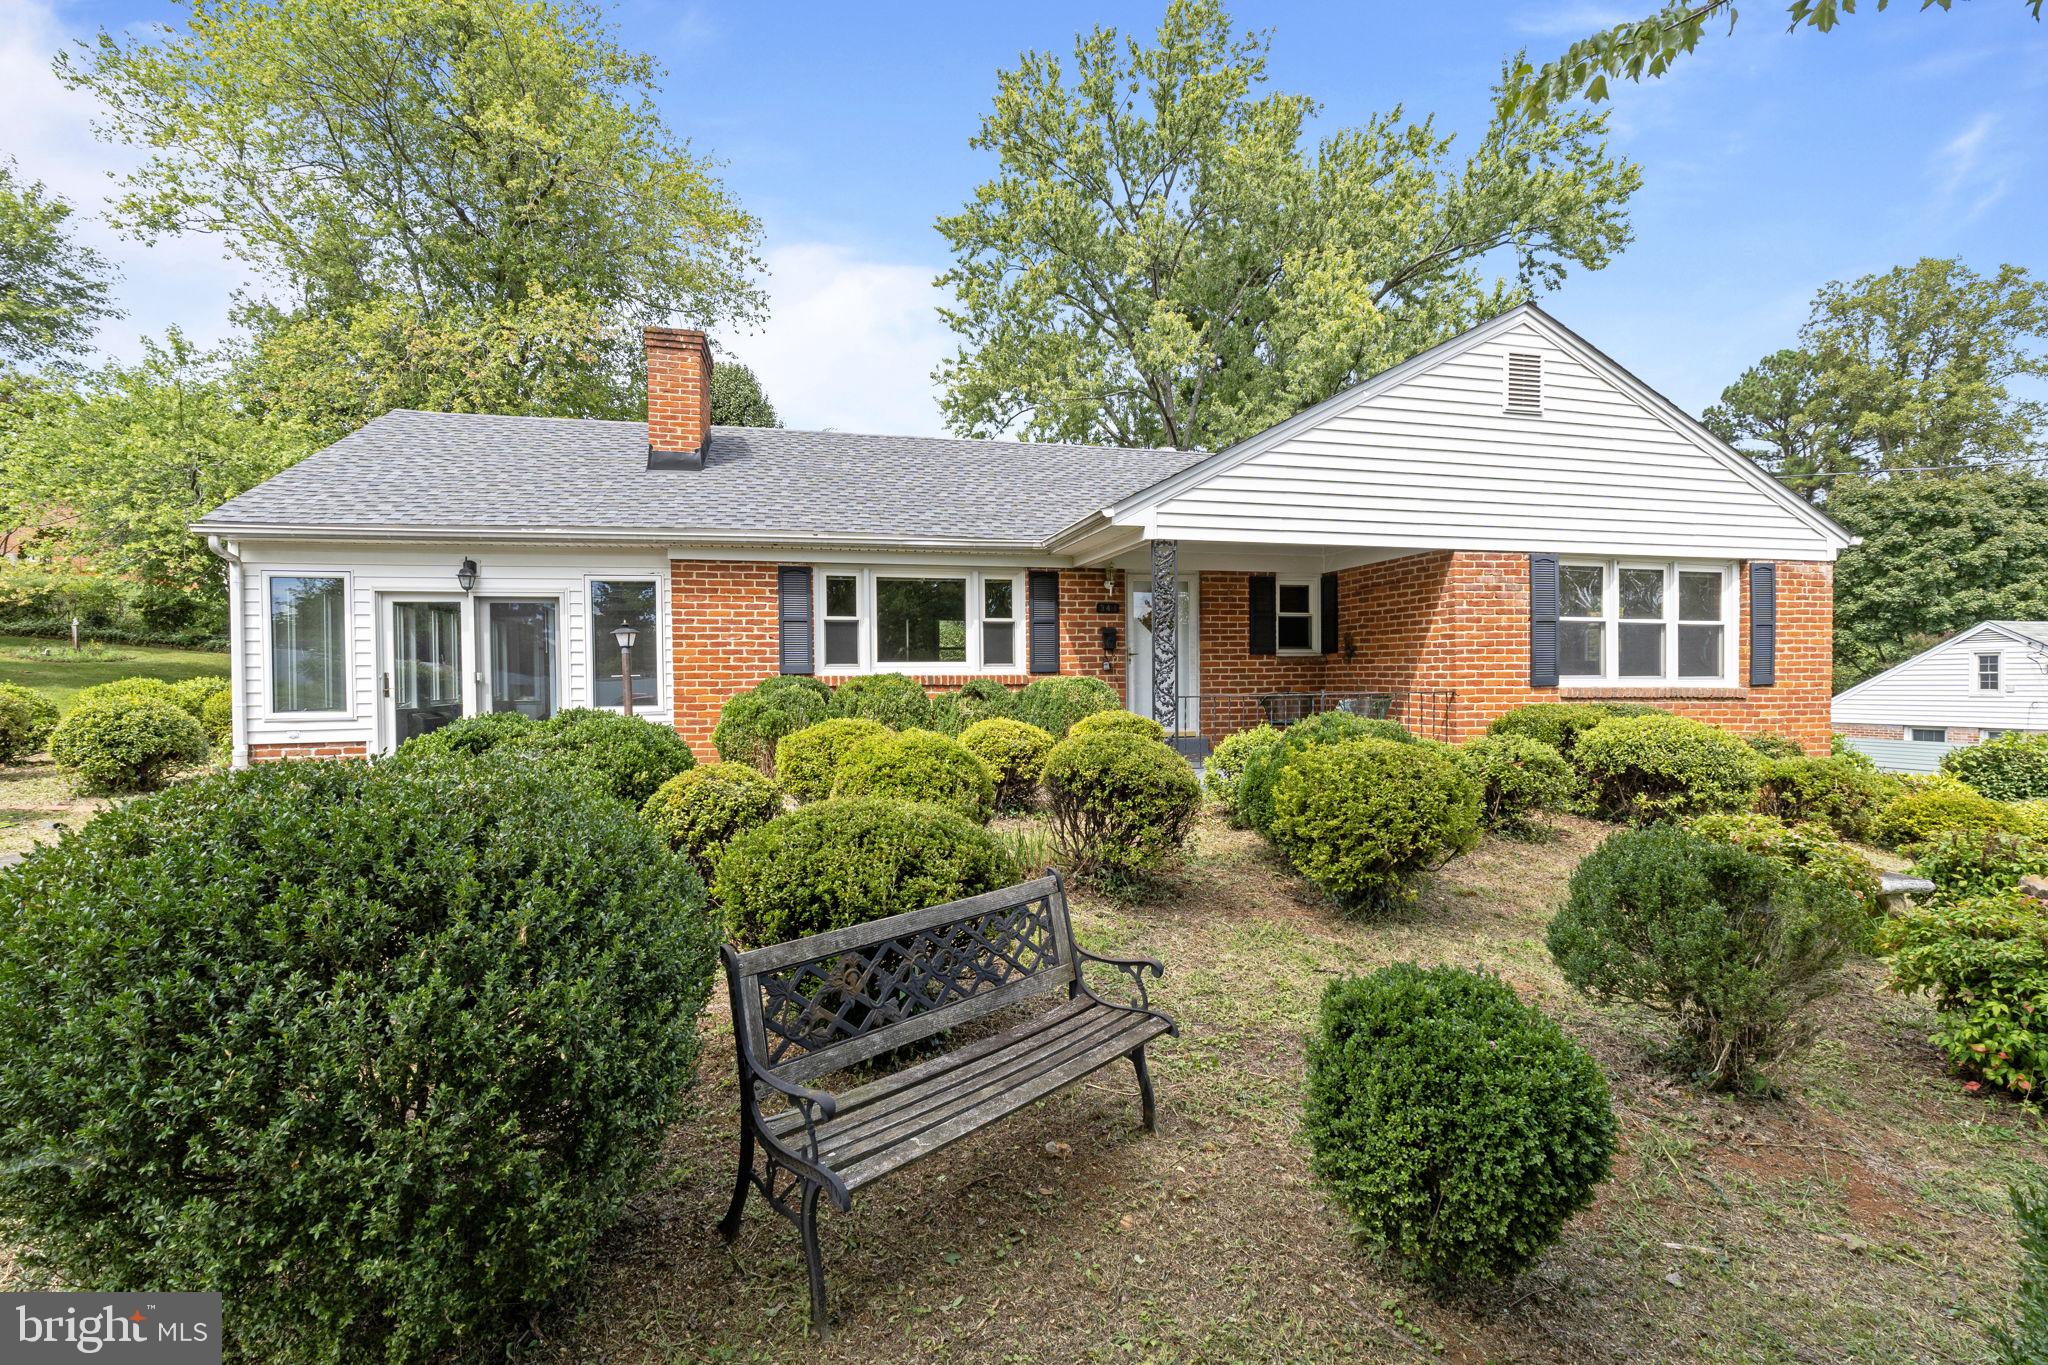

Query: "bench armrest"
<box><xmin>1077</xmin><ymin>946</ymin><xmax>1165</xmax><ymax>978</ymax></box>
<box><xmin>1074</xmin><ymin>947</ymin><xmax>1175</xmax><ymax>1035</ymax></box>
<box><xmin>751</xmin><ymin>1067</ymin><xmax>840</xmax><ymax>1123</ymax></box>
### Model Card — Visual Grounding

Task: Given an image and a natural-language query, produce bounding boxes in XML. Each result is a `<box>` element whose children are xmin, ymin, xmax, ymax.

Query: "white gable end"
<box><xmin>1833</xmin><ymin>625</ymin><xmax>2048</xmax><ymax>732</ymax></box>
<box><xmin>1125</xmin><ymin>311</ymin><xmax>1846</xmax><ymax>560</ymax></box>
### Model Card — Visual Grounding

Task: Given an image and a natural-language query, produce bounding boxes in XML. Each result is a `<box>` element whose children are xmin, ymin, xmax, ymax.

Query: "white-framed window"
<box><xmin>1557</xmin><ymin>560</ymin><xmax>1736</xmax><ymax>686</ymax></box>
<box><xmin>816</xmin><ymin>567</ymin><xmax>1025</xmax><ymax>674</ymax></box>
<box><xmin>589</xmin><ymin>577</ymin><xmax>660</xmax><ymax>710</ymax></box>
<box><xmin>1976</xmin><ymin>652</ymin><xmax>2002</xmax><ymax>693</ymax></box>
<box><xmin>1911</xmin><ymin>727</ymin><xmax>1947</xmax><ymax>743</ymax></box>
<box><xmin>266</xmin><ymin>572</ymin><xmax>350</xmax><ymax>714</ymax></box>
<box><xmin>1276</xmin><ymin>579</ymin><xmax>1317</xmax><ymax>654</ymax></box>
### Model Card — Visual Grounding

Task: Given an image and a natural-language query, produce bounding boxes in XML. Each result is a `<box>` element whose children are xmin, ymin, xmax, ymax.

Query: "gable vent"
<box><xmin>1504</xmin><ymin>351</ymin><xmax>1543</xmax><ymax>415</ymax></box>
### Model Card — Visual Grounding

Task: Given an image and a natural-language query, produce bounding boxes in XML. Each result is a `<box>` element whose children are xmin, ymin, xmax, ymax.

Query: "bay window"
<box><xmin>1558</xmin><ymin>561</ymin><xmax>1736</xmax><ymax>685</ymax></box>
<box><xmin>817</xmin><ymin>568</ymin><xmax>1024</xmax><ymax>673</ymax></box>
<box><xmin>269</xmin><ymin>574</ymin><xmax>348</xmax><ymax>712</ymax></box>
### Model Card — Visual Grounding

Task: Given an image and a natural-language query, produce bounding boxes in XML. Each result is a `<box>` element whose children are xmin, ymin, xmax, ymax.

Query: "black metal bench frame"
<box><xmin>717</xmin><ymin>870</ymin><xmax>1177</xmax><ymax>1337</ymax></box>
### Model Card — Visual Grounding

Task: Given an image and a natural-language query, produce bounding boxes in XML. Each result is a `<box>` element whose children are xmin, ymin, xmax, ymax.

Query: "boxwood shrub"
<box><xmin>928</xmin><ymin>678</ymin><xmax>1017</xmax><ymax>735</ymax></box>
<box><xmin>1549</xmin><ymin>825</ymin><xmax>1864</xmax><ymax>1092</ymax></box>
<box><xmin>1755</xmin><ymin>752</ymin><xmax>1898</xmax><ymax>841</ymax></box>
<box><xmin>1883</xmin><ymin>890</ymin><xmax>2048</xmax><ymax>1098</ymax></box>
<box><xmin>1069</xmin><ymin>708</ymin><xmax>1168</xmax><ymax>742</ymax></box>
<box><xmin>1488</xmin><ymin>700</ymin><xmax>1664</xmax><ymax>760</ymax></box>
<box><xmin>959</xmin><ymin>716</ymin><xmax>1055</xmax><ymax>812</ymax></box>
<box><xmin>396</xmin><ymin>709</ymin><xmax>538</xmax><ymax>758</ymax></box>
<box><xmin>0</xmin><ymin>683</ymin><xmax>61</xmax><ymax>764</ymax></box>
<box><xmin>395</xmin><ymin>708</ymin><xmax>695</xmax><ymax>805</ymax></box>
<box><xmin>1270</xmin><ymin>739</ymin><xmax>1482</xmax><ymax>911</ymax></box>
<box><xmin>1744</xmin><ymin>731</ymin><xmax>1806</xmax><ymax>759</ymax></box>
<box><xmin>1455</xmin><ymin>733</ymin><xmax>1573</xmax><ymax>836</ymax></box>
<box><xmin>642</xmin><ymin>762</ymin><xmax>785</xmax><ymax>880</ymax></box>
<box><xmin>0</xmin><ymin>754</ymin><xmax>719</xmax><ymax>1362</ymax></box>
<box><xmin>831</xmin><ymin>729</ymin><xmax>997</xmax><ymax>822</ymax></box>
<box><xmin>1685</xmin><ymin>812</ymin><xmax>1881</xmax><ymax>940</ymax></box>
<box><xmin>1204</xmin><ymin>723</ymin><xmax>1285</xmax><ymax>818</ymax></box>
<box><xmin>1942</xmin><ymin>732</ymin><xmax>2048</xmax><ymax>802</ymax></box>
<box><xmin>1303</xmin><ymin>964</ymin><xmax>1615</xmax><ymax>1284</ymax></box>
<box><xmin>1572</xmin><ymin>713</ymin><xmax>1765</xmax><ymax>823</ymax></box>
<box><xmin>714</xmin><ymin>797</ymin><xmax>1013</xmax><ymax>946</ymax></box>
<box><xmin>1040</xmin><ymin>729</ymin><xmax>1201</xmax><ymax>882</ymax></box>
<box><xmin>198</xmin><ymin>689</ymin><xmax>233</xmax><ymax>750</ymax></box>
<box><xmin>774</xmin><ymin>717</ymin><xmax>890</xmax><ymax>803</ymax></box>
<box><xmin>165</xmin><ymin>674</ymin><xmax>230</xmax><ymax>720</ymax></box>
<box><xmin>68</xmin><ymin>676</ymin><xmax>180</xmax><ymax>710</ymax></box>
<box><xmin>48</xmin><ymin>696</ymin><xmax>208</xmax><ymax>792</ymax></box>
<box><xmin>712</xmin><ymin>676</ymin><xmax>831</xmax><ymax>771</ymax></box>
<box><xmin>1232</xmin><ymin>712</ymin><xmax>1416</xmax><ymax>836</ymax></box>
<box><xmin>2001</xmin><ymin>1177</ymin><xmax>2048</xmax><ymax>1364</ymax></box>
<box><xmin>1873</xmin><ymin>781</ymin><xmax>2034</xmax><ymax>850</ymax></box>
<box><xmin>1009</xmin><ymin>675</ymin><xmax>1118</xmax><ymax>737</ymax></box>
<box><xmin>827</xmin><ymin>672</ymin><xmax>933</xmax><ymax>729</ymax></box>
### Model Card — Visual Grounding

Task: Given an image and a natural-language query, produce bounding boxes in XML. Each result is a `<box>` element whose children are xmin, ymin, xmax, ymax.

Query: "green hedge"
<box><xmin>1756</xmin><ymin>752</ymin><xmax>1898</xmax><ymax>841</ymax></box>
<box><xmin>395</xmin><ymin>708</ymin><xmax>695</xmax><ymax>806</ymax></box>
<box><xmin>1303</xmin><ymin>965</ymin><xmax>1615</xmax><ymax>1284</ymax></box>
<box><xmin>1999</xmin><ymin>1177</ymin><xmax>2048</xmax><ymax>1363</ymax></box>
<box><xmin>1942</xmin><ymin>733</ymin><xmax>2048</xmax><ymax>802</ymax></box>
<box><xmin>1204</xmin><ymin>724</ymin><xmax>1284</xmax><ymax>818</ymax></box>
<box><xmin>1454</xmin><ymin>733</ymin><xmax>1573</xmax><ymax>835</ymax></box>
<box><xmin>0</xmin><ymin>682</ymin><xmax>61</xmax><ymax>764</ymax></box>
<box><xmin>713</xmin><ymin>798</ymin><xmax>1012</xmax><ymax>947</ymax></box>
<box><xmin>1009</xmin><ymin>675</ymin><xmax>1118</xmax><ymax>737</ymax></box>
<box><xmin>927</xmin><ymin>678</ymin><xmax>1017</xmax><ymax>735</ymax></box>
<box><xmin>0</xmin><ymin>755</ymin><xmax>719</xmax><ymax>1362</ymax></box>
<box><xmin>70</xmin><ymin>676</ymin><xmax>181</xmax><ymax>711</ymax></box>
<box><xmin>1041</xmin><ymin>729</ymin><xmax>1201</xmax><ymax>882</ymax></box>
<box><xmin>959</xmin><ymin>717</ymin><xmax>1055</xmax><ymax>812</ymax></box>
<box><xmin>774</xmin><ymin>717</ymin><xmax>890</xmax><ymax>803</ymax></box>
<box><xmin>712</xmin><ymin>677</ymin><xmax>831</xmax><ymax>771</ymax></box>
<box><xmin>1873</xmin><ymin>781</ymin><xmax>2035</xmax><ymax>850</ymax></box>
<box><xmin>1070</xmin><ymin>708</ymin><xmax>1168</xmax><ymax>742</ymax></box>
<box><xmin>1685</xmin><ymin>812</ymin><xmax>1882</xmax><ymax>941</ymax></box>
<box><xmin>1487</xmin><ymin>701</ymin><xmax>1665</xmax><ymax>760</ymax></box>
<box><xmin>48</xmin><ymin>696</ymin><xmax>209</xmax><ymax>793</ymax></box>
<box><xmin>828</xmin><ymin>673</ymin><xmax>933</xmax><ymax>729</ymax></box>
<box><xmin>1232</xmin><ymin>712</ymin><xmax>1415</xmax><ymax>837</ymax></box>
<box><xmin>642</xmin><ymin>762</ymin><xmax>785</xmax><ymax>881</ymax></box>
<box><xmin>1572</xmin><ymin>713</ymin><xmax>1765</xmax><ymax>823</ymax></box>
<box><xmin>1270</xmin><ymin>739</ymin><xmax>1481</xmax><ymax>911</ymax></box>
<box><xmin>831</xmin><ymin>729</ymin><xmax>997</xmax><ymax>822</ymax></box>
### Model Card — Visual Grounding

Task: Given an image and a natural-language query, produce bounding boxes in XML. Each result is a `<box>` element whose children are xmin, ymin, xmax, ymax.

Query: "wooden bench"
<box><xmin>717</xmin><ymin>871</ymin><xmax>1177</xmax><ymax>1337</ymax></box>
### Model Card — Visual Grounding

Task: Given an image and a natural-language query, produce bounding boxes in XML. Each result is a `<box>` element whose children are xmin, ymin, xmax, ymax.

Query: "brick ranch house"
<box><xmin>193</xmin><ymin>304</ymin><xmax>1854</xmax><ymax>764</ymax></box>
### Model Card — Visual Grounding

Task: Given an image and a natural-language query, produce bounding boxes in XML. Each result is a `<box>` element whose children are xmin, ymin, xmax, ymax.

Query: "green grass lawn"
<box><xmin>0</xmin><ymin>633</ymin><xmax>230</xmax><ymax>710</ymax></box>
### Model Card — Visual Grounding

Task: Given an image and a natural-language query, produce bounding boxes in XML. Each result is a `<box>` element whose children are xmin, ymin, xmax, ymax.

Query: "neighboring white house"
<box><xmin>1833</xmin><ymin>622</ymin><xmax>2048</xmax><ymax>769</ymax></box>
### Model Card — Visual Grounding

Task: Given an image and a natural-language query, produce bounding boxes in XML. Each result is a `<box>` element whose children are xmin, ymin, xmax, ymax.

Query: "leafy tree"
<box><xmin>1707</xmin><ymin>260</ymin><xmax>2048</xmax><ymax>496</ymax></box>
<box><xmin>5</xmin><ymin>333</ymin><xmax>307</xmax><ymax>602</ymax></box>
<box><xmin>708</xmin><ymin>359</ymin><xmax>779</xmax><ymax>427</ymax></box>
<box><xmin>1516</xmin><ymin>1</ymin><xmax>2041</xmax><ymax>118</ymax></box>
<box><xmin>0</xmin><ymin>161</ymin><xmax>118</xmax><ymax>374</ymax></box>
<box><xmin>59</xmin><ymin>0</ymin><xmax>764</xmax><ymax>412</ymax></box>
<box><xmin>1829</xmin><ymin>470</ymin><xmax>2048</xmax><ymax>687</ymax></box>
<box><xmin>935</xmin><ymin>0</ymin><xmax>1641</xmax><ymax>451</ymax></box>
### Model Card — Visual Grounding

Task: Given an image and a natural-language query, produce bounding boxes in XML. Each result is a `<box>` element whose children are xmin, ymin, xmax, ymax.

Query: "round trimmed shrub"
<box><xmin>932</xmin><ymin>678</ymin><xmax>1016</xmax><ymax>735</ymax></box>
<box><xmin>1455</xmin><ymin>733</ymin><xmax>1573</xmax><ymax>835</ymax></box>
<box><xmin>1488</xmin><ymin>700</ymin><xmax>1664</xmax><ymax>760</ymax></box>
<box><xmin>712</xmin><ymin>677</ymin><xmax>830</xmax><ymax>771</ymax></box>
<box><xmin>827</xmin><ymin>672</ymin><xmax>933</xmax><ymax>729</ymax></box>
<box><xmin>1756</xmin><ymin>752</ymin><xmax>1899</xmax><ymax>841</ymax></box>
<box><xmin>0</xmin><ymin>682</ymin><xmax>61</xmax><ymax>761</ymax></box>
<box><xmin>1873</xmin><ymin>781</ymin><xmax>2032</xmax><ymax>850</ymax></box>
<box><xmin>831</xmin><ymin>729</ymin><xmax>996</xmax><ymax>822</ymax></box>
<box><xmin>1233</xmin><ymin>712</ymin><xmax>1416</xmax><ymax>836</ymax></box>
<box><xmin>530</xmin><ymin>708</ymin><xmax>696</xmax><ymax>805</ymax></box>
<box><xmin>1548</xmin><ymin>825</ymin><xmax>1865</xmax><ymax>1092</ymax></box>
<box><xmin>1041</xmin><ymin>729</ymin><xmax>1201</xmax><ymax>882</ymax></box>
<box><xmin>642</xmin><ymin>762</ymin><xmax>785</xmax><ymax>880</ymax></box>
<box><xmin>1270</xmin><ymin>739</ymin><xmax>1482</xmax><ymax>911</ymax></box>
<box><xmin>1204</xmin><ymin>723</ymin><xmax>1285</xmax><ymax>818</ymax></box>
<box><xmin>1009</xmin><ymin>675</ymin><xmax>1118</xmax><ymax>737</ymax></box>
<box><xmin>1572</xmin><ymin>714</ymin><xmax>1765</xmax><ymax>823</ymax></box>
<box><xmin>1070</xmin><ymin>708</ymin><xmax>1168</xmax><ymax>742</ymax></box>
<box><xmin>397</xmin><ymin>709</ymin><xmax>539</xmax><ymax>758</ymax></box>
<box><xmin>165</xmin><ymin>674</ymin><xmax>230</xmax><ymax>720</ymax></box>
<box><xmin>0</xmin><ymin>755</ymin><xmax>719</xmax><ymax>1362</ymax></box>
<box><xmin>69</xmin><ymin>676</ymin><xmax>180</xmax><ymax>710</ymax></box>
<box><xmin>713</xmin><ymin>797</ymin><xmax>1013</xmax><ymax>946</ymax></box>
<box><xmin>1685</xmin><ymin>812</ymin><xmax>1881</xmax><ymax>934</ymax></box>
<box><xmin>1943</xmin><ymin>732</ymin><xmax>2048</xmax><ymax>802</ymax></box>
<box><xmin>1744</xmin><ymin>731</ymin><xmax>1806</xmax><ymax>759</ymax></box>
<box><xmin>960</xmin><ymin>716</ymin><xmax>1055</xmax><ymax>812</ymax></box>
<box><xmin>1303</xmin><ymin>964</ymin><xmax>1615</xmax><ymax>1284</ymax></box>
<box><xmin>198</xmin><ymin>688</ymin><xmax>234</xmax><ymax>749</ymax></box>
<box><xmin>48</xmin><ymin>697</ymin><xmax>208</xmax><ymax>793</ymax></box>
<box><xmin>774</xmin><ymin>717</ymin><xmax>889</xmax><ymax>803</ymax></box>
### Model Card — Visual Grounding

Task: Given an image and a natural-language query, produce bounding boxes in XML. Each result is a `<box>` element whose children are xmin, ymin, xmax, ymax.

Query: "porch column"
<box><xmin>1150</xmin><ymin>539</ymin><xmax>1178</xmax><ymax>734</ymax></box>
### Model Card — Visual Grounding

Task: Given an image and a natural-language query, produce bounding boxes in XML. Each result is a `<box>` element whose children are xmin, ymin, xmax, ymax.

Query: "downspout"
<box><xmin>208</xmin><ymin>536</ymin><xmax>248</xmax><ymax>768</ymax></box>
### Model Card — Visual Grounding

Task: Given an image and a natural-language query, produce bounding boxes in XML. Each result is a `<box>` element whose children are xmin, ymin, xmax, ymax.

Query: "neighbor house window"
<box><xmin>1557</xmin><ymin>561</ymin><xmax>1735</xmax><ymax>685</ymax></box>
<box><xmin>1277</xmin><ymin>579</ymin><xmax>1316</xmax><ymax>653</ymax></box>
<box><xmin>1978</xmin><ymin>653</ymin><xmax>2001</xmax><ymax>692</ymax></box>
<box><xmin>269</xmin><ymin>575</ymin><xmax>348</xmax><ymax>712</ymax></box>
<box><xmin>1910</xmin><ymin>727</ymin><xmax>1947</xmax><ymax>743</ymax></box>
<box><xmin>591</xmin><ymin>579</ymin><xmax>658</xmax><ymax>709</ymax></box>
<box><xmin>818</xmin><ymin>568</ymin><xmax>1024</xmax><ymax>673</ymax></box>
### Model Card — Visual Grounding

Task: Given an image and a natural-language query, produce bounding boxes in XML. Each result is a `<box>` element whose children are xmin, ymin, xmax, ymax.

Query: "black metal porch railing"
<box><xmin>1167</xmin><ymin>689</ymin><xmax>1458</xmax><ymax>743</ymax></box>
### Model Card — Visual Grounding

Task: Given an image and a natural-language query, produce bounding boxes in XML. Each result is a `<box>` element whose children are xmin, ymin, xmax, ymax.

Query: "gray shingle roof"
<box><xmin>195</xmin><ymin>411</ymin><xmax>1204</xmax><ymax>546</ymax></box>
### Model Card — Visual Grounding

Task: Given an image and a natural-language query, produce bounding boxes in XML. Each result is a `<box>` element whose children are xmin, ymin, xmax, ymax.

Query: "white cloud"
<box><xmin>719</xmin><ymin>240</ymin><xmax>954</xmax><ymax>436</ymax></box>
<box><xmin>0</xmin><ymin>0</ymin><xmax>254</xmax><ymax>364</ymax></box>
<box><xmin>1511</xmin><ymin>5</ymin><xmax>1636</xmax><ymax>37</ymax></box>
<box><xmin>1931</xmin><ymin>111</ymin><xmax>2012</xmax><ymax>221</ymax></box>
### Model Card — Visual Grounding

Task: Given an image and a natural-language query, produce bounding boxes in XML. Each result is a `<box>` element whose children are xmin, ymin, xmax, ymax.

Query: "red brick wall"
<box><xmin>645</xmin><ymin>327</ymin><xmax>710</xmax><ymax>457</ymax></box>
<box><xmin>248</xmin><ymin>741</ymin><xmax>369</xmax><ymax>762</ymax></box>
<box><xmin>1833</xmin><ymin>722</ymin><xmax>1900</xmax><ymax>740</ymax></box>
<box><xmin>671</xmin><ymin>559</ymin><xmax>782</xmax><ymax>754</ymax></box>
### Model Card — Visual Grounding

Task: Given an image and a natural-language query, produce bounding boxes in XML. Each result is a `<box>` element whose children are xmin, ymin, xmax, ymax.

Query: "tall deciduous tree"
<box><xmin>1707</xmin><ymin>259</ymin><xmax>2048</xmax><ymax>495</ymax></box>
<box><xmin>935</xmin><ymin>0</ymin><xmax>1641</xmax><ymax>451</ymax></box>
<box><xmin>59</xmin><ymin>0</ymin><xmax>764</xmax><ymax>417</ymax></box>
<box><xmin>0</xmin><ymin>161</ymin><xmax>118</xmax><ymax>375</ymax></box>
<box><xmin>708</xmin><ymin>360</ymin><xmax>779</xmax><ymax>428</ymax></box>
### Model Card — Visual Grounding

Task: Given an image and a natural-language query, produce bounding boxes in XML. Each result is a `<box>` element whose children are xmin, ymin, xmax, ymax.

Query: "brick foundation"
<box><xmin>248</xmin><ymin>741</ymin><xmax>370</xmax><ymax>762</ymax></box>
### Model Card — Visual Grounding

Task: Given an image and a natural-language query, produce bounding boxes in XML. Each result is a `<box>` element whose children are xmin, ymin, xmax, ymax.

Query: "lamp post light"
<box><xmin>613</xmin><ymin>624</ymin><xmax>639</xmax><ymax>717</ymax></box>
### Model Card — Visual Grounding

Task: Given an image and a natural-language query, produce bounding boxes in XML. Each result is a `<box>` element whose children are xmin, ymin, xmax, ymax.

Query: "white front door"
<box><xmin>1129</xmin><ymin>578</ymin><xmax>1197</xmax><ymax>730</ymax></box>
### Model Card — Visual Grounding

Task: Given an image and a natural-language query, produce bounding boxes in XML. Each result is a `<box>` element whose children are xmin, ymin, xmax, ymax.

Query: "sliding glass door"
<box><xmin>482</xmin><ymin>599</ymin><xmax>558</xmax><ymax>719</ymax></box>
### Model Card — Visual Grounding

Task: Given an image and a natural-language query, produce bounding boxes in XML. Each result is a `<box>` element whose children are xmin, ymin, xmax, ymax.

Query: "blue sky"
<box><xmin>4</xmin><ymin>0</ymin><xmax>2044</xmax><ymax>437</ymax></box>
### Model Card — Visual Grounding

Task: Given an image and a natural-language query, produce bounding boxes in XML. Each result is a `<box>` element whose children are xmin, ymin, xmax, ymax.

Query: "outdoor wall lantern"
<box><xmin>613</xmin><ymin>625</ymin><xmax>640</xmax><ymax>717</ymax></box>
<box><xmin>455</xmin><ymin>557</ymin><xmax>479</xmax><ymax>592</ymax></box>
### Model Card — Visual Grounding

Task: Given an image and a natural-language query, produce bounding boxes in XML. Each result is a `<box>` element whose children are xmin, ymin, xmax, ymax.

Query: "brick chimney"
<box><xmin>645</xmin><ymin>326</ymin><xmax>712</xmax><ymax>469</ymax></box>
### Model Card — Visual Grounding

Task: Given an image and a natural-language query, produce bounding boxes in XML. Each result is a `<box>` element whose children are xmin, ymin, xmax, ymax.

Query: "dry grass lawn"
<box><xmin>512</xmin><ymin>810</ymin><xmax>2046</xmax><ymax>1364</ymax></box>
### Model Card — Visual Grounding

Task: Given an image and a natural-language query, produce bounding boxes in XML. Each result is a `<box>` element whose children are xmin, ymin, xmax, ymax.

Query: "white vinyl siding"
<box><xmin>1139</xmin><ymin>319</ymin><xmax>1839</xmax><ymax>559</ymax></box>
<box><xmin>1833</xmin><ymin>626</ymin><xmax>2048</xmax><ymax>736</ymax></box>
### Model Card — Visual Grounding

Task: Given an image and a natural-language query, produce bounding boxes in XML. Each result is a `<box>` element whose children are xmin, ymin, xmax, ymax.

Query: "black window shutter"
<box><xmin>1319</xmin><ymin>573</ymin><xmax>1340</xmax><ymax>655</ymax></box>
<box><xmin>1749</xmin><ymin>562</ymin><xmax>1777</xmax><ymax>687</ymax></box>
<box><xmin>1248</xmin><ymin>574</ymin><xmax>1277</xmax><ymax>656</ymax></box>
<box><xmin>777</xmin><ymin>566</ymin><xmax>814</xmax><ymax>675</ymax></box>
<box><xmin>1528</xmin><ymin>553</ymin><xmax>1559</xmax><ymax>688</ymax></box>
<box><xmin>1027</xmin><ymin>570</ymin><xmax>1060</xmax><ymax>674</ymax></box>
